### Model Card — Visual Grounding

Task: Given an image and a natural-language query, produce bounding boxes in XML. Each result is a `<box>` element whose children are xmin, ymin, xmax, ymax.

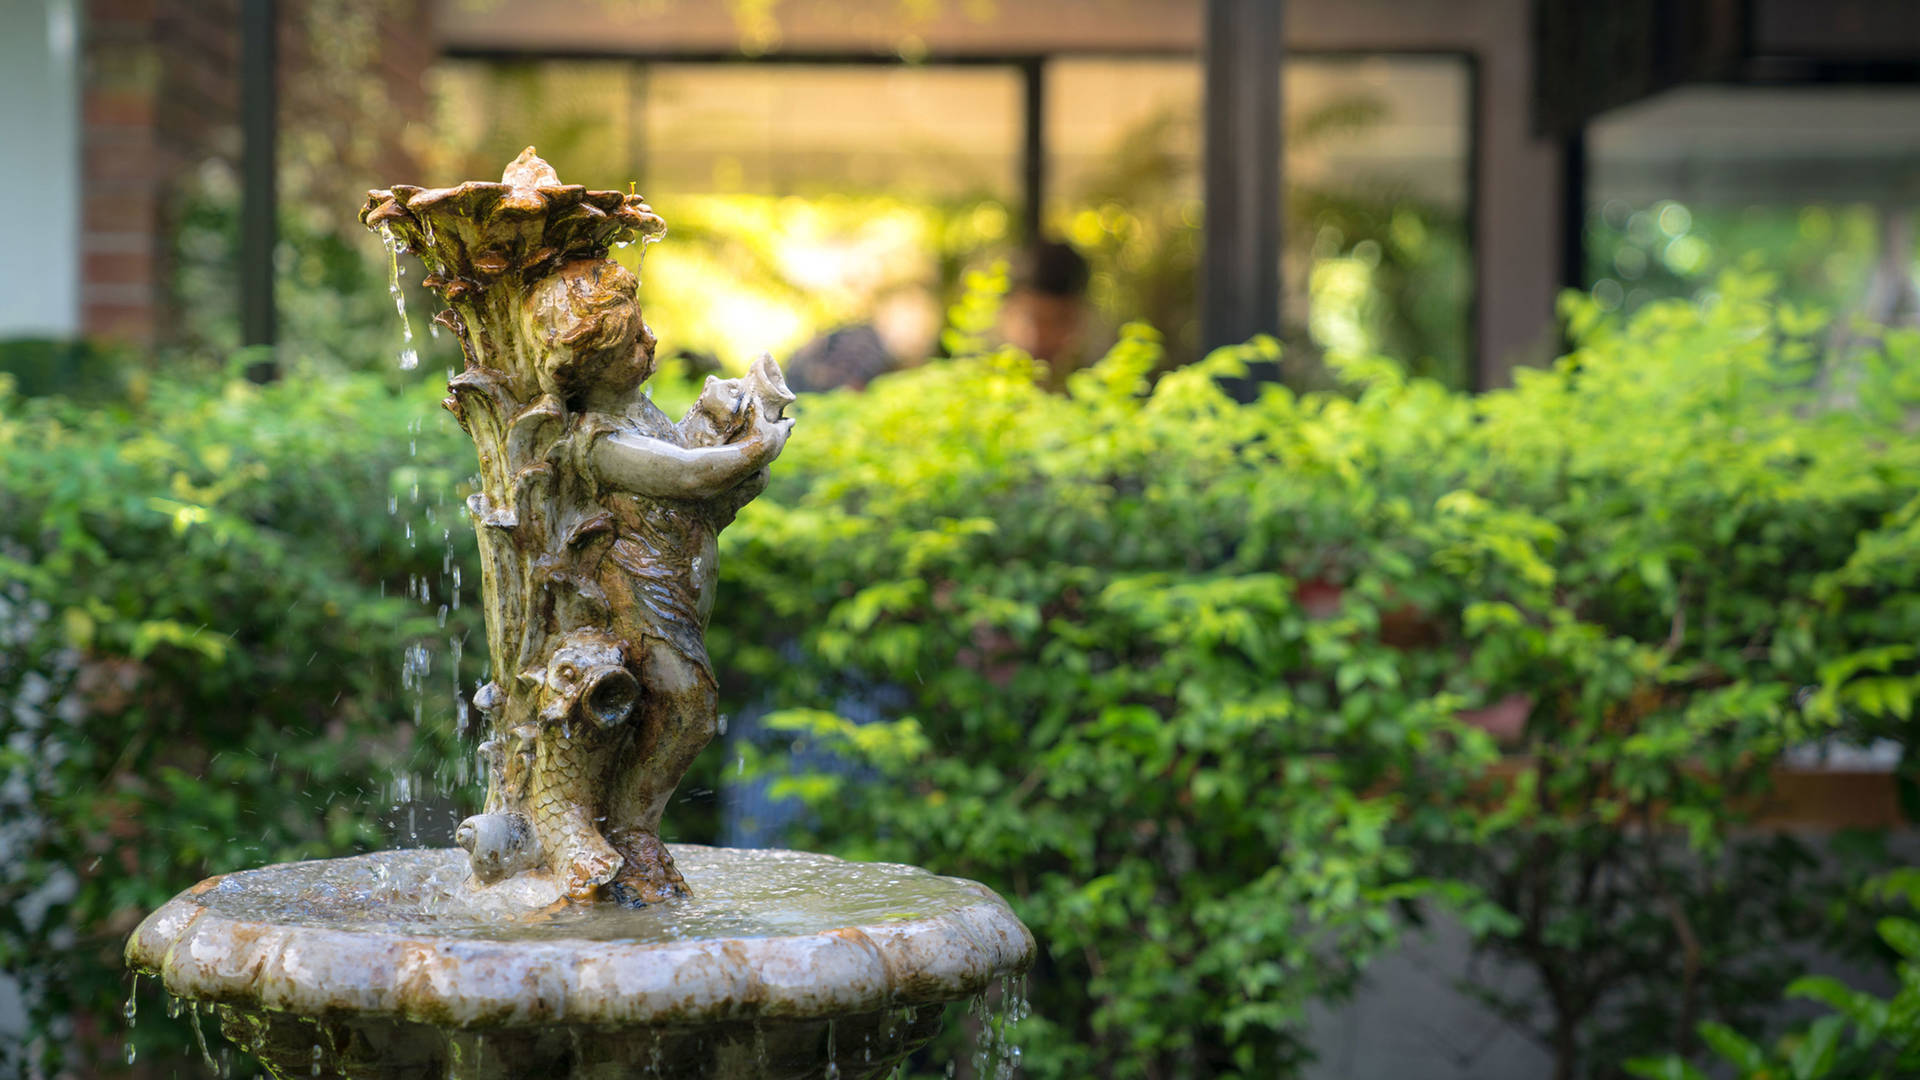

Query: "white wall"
<box><xmin>0</xmin><ymin>0</ymin><xmax>81</xmax><ymax>340</ymax></box>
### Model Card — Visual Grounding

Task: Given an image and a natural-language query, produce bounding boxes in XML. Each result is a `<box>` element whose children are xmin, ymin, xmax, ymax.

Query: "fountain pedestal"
<box><xmin>127</xmin><ymin>847</ymin><xmax>1033</xmax><ymax>1078</ymax></box>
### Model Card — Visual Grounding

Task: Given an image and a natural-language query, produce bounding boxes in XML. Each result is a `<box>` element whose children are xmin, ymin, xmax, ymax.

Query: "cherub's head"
<box><xmin>527</xmin><ymin>258</ymin><xmax>656</xmax><ymax>406</ymax></box>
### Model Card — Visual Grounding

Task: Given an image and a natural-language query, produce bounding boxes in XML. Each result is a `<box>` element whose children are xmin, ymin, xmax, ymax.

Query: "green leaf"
<box><xmin>1624</xmin><ymin>1057</ymin><xmax>1710</xmax><ymax>1080</ymax></box>
<box><xmin>1790</xmin><ymin>1015</ymin><xmax>1845</xmax><ymax>1080</ymax></box>
<box><xmin>1880</xmin><ymin>918</ymin><xmax>1920</xmax><ymax>960</ymax></box>
<box><xmin>1698</xmin><ymin>1021</ymin><xmax>1767</xmax><ymax>1072</ymax></box>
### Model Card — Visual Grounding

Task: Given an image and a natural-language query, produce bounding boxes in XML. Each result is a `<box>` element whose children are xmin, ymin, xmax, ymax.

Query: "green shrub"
<box><xmin>8</xmin><ymin>270</ymin><xmax>1920</xmax><ymax>1079</ymax></box>
<box><xmin>712</xmin><ymin>273</ymin><xmax>1920</xmax><ymax>1078</ymax></box>
<box><xmin>0</xmin><ymin>337</ymin><xmax>132</xmax><ymax>400</ymax></box>
<box><xmin>720</xmin><ymin>329</ymin><xmax>1507</xmax><ymax>1077</ymax></box>
<box><xmin>0</xmin><ymin>360</ymin><xmax>484</xmax><ymax>1075</ymax></box>
<box><xmin>1628</xmin><ymin>872</ymin><xmax>1920</xmax><ymax>1080</ymax></box>
<box><xmin>1406</xmin><ymin>280</ymin><xmax>1920</xmax><ymax>1079</ymax></box>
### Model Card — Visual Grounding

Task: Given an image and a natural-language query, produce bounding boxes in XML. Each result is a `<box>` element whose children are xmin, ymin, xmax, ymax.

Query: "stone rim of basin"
<box><xmin>126</xmin><ymin>845</ymin><xmax>1034</xmax><ymax>1029</ymax></box>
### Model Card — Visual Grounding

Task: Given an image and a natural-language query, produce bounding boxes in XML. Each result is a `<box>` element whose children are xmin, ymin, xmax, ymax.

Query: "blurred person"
<box><xmin>1001</xmin><ymin>239</ymin><xmax>1092</xmax><ymax>388</ymax></box>
<box><xmin>783</xmin><ymin>324</ymin><xmax>896</xmax><ymax>393</ymax></box>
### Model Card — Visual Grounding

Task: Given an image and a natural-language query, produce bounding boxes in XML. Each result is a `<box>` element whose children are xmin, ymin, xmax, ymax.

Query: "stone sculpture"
<box><xmin>362</xmin><ymin>148</ymin><xmax>793</xmax><ymax>906</ymax></box>
<box><xmin>128</xmin><ymin>150</ymin><xmax>1033</xmax><ymax>1079</ymax></box>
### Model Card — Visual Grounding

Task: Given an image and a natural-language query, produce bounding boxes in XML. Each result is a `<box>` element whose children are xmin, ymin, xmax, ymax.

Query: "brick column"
<box><xmin>81</xmin><ymin>0</ymin><xmax>169</xmax><ymax>343</ymax></box>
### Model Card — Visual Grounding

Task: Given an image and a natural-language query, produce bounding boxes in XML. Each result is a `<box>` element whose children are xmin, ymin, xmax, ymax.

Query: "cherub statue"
<box><xmin>535</xmin><ymin>258</ymin><xmax>793</xmax><ymax>904</ymax></box>
<box><xmin>364</xmin><ymin>151</ymin><xmax>793</xmax><ymax>906</ymax></box>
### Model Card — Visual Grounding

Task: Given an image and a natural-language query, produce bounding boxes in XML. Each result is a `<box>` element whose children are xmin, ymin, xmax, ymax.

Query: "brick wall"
<box><xmin>79</xmin><ymin>0</ymin><xmax>226</xmax><ymax>343</ymax></box>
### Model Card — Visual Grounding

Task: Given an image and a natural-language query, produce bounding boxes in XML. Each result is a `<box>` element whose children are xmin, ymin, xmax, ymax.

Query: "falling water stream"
<box><xmin>371</xmin><ymin>238</ymin><xmax>482</xmax><ymax>852</ymax></box>
<box><xmin>380</xmin><ymin>225</ymin><xmax>419</xmax><ymax>370</ymax></box>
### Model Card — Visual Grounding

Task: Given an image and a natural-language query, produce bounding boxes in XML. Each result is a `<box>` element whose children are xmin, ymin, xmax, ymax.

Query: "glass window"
<box><xmin>429</xmin><ymin>54</ymin><xmax>1473</xmax><ymax>385</ymax></box>
<box><xmin>430</xmin><ymin>60</ymin><xmax>1022</xmax><ymax>370</ymax></box>
<box><xmin>1286</xmin><ymin>56</ymin><xmax>1473</xmax><ymax>388</ymax></box>
<box><xmin>1044</xmin><ymin>59</ymin><xmax>1204</xmax><ymax>364</ymax></box>
<box><xmin>1045</xmin><ymin>55</ymin><xmax>1474</xmax><ymax>386</ymax></box>
<box><xmin>1586</xmin><ymin>87</ymin><xmax>1920</xmax><ymax>320</ymax></box>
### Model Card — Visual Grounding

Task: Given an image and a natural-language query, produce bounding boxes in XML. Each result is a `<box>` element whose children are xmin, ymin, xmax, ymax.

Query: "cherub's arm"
<box><xmin>588</xmin><ymin>420</ymin><xmax>791</xmax><ymax>500</ymax></box>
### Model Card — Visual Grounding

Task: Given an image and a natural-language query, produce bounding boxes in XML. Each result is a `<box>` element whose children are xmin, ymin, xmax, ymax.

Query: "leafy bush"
<box><xmin>0</xmin><ymin>338</ymin><xmax>132</xmax><ymax>401</ymax></box>
<box><xmin>0</xmin><ymin>361</ymin><xmax>484</xmax><ymax>1075</ymax></box>
<box><xmin>714</xmin><ymin>273</ymin><xmax>1920</xmax><ymax>1077</ymax></box>
<box><xmin>721</xmin><ymin>329</ymin><xmax>1506</xmax><ymax>1077</ymax></box>
<box><xmin>1406</xmin><ymin>281</ymin><xmax>1920</xmax><ymax>1079</ymax></box>
<box><xmin>8</xmin><ymin>270</ymin><xmax>1920</xmax><ymax>1079</ymax></box>
<box><xmin>1628</xmin><ymin>873</ymin><xmax>1920</xmax><ymax>1080</ymax></box>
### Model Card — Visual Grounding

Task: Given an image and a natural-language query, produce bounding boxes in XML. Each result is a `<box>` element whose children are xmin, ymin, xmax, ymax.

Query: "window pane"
<box><xmin>1046</xmin><ymin>55</ymin><xmax>1474</xmax><ymax>386</ymax></box>
<box><xmin>1044</xmin><ymin>59</ymin><xmax>1204</xmax><ymax>363</ymax></box>
<box><xmin>642</xmin><ymin>65</ymin><xmax>1020</xmax><ymax>200</ymax></box>
<box><xmin>431</xmin><ymin>60</ymin><xmax>1021</xmax><ymax>370</ymax></box>
<box><xmin>1587</xmin><ymin>88</ymin><xmax>1920</xmax><ymax>321</ymax></box>
<box><xmin>427</xmin><ymin>60</ymin><xmax>643</xmax><ymax>184</ymax></box>
<box><xmin>1286</xmin><ymin>56</ymin><xmax>1473</xmax><ymax>388</ymax></box>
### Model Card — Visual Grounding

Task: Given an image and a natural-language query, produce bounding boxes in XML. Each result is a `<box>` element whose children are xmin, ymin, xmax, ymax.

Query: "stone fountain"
<box><xmin>124</xmin><ymin>150</ymin><xmax>1033</xmax><ymax>1079</ymax></box>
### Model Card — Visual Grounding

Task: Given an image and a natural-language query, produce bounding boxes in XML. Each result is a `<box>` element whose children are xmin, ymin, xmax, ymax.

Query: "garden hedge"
<box><xmin>3</xmin><ymin>272</ymin><xmax>1918</xmax><ymax>1078</ymax></box>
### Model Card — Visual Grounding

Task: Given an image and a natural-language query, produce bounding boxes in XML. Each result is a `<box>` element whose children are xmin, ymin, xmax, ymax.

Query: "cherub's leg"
<box><xmin>605</xmin><ymin>642</ymin><xmax>716</xmax><ymax>905</ymax></box>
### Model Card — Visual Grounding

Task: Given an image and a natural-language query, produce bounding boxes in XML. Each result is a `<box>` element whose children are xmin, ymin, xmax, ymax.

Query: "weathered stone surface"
<box><xmin>126</xmin><ymin>846</ymin><xmax>1034</xmax><ymax>1032</ymax></box>
<box><xmin>213</xmin><ymin>1000</ymin><xmax>945</xmax><ymax>1079</ymax></box>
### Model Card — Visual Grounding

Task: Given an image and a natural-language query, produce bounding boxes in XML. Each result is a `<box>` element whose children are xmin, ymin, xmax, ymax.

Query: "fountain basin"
<box><xmin>126</xmin><ymin>846</ymin><xmax>1034</xmax><ymax>1078</ymax></box>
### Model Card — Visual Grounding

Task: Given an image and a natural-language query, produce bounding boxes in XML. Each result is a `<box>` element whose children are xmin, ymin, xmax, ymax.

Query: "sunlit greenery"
<box><xmin>713</xmin><ymin>273</ymin><xmax>1920</xmax><ymax>1077</ymax></box>
<box><xmin>616</xmin><ymin>192</ymin><xmax>1012</xmax><ymax>367</ymax></box>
